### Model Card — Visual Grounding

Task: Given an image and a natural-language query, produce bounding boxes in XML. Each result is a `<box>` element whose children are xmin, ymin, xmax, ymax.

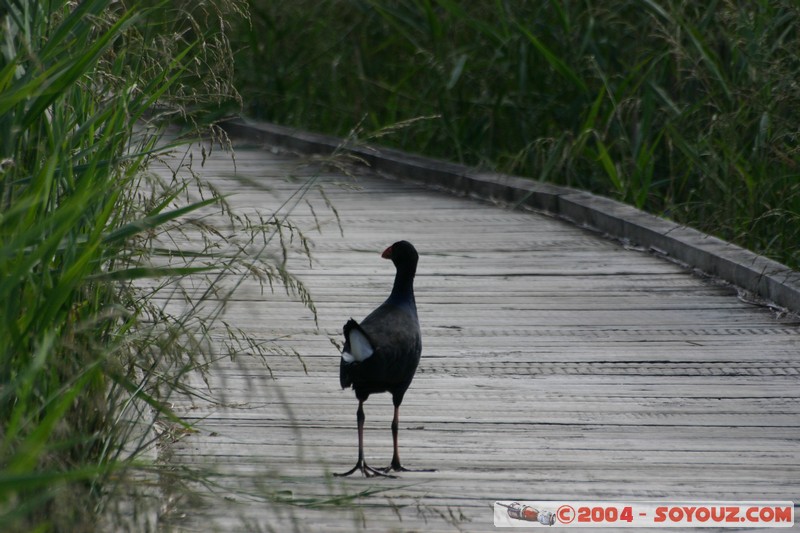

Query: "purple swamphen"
<box><xmin>336</xmin><ymin>241</ymin><xmax>432</xmax><ymax>477</ymax></box>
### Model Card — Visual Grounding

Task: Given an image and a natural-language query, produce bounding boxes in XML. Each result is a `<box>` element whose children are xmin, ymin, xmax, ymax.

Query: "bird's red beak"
<box><xmin>381</xmin><ymin>245</ymin><xmax>393</xmax><ymax>260</ymax></box>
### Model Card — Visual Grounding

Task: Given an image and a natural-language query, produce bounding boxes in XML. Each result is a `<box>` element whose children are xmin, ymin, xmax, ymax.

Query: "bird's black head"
<box><xmin>382</xmin><ymin>240</ymin><xmax>418</xmax><ymax>270</ymax></box>
<box><xmin>382</xmin><ymin>241</ymin><xmax>418</xmax><ymax>301</ymax></box>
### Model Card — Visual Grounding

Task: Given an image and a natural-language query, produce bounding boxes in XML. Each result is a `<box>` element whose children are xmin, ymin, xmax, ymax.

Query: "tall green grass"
<box><xmin>0</xmin><ymin>1</ymin><xmax>323</xmax><ymax>531</ymax></box>
<box><xmin>235</xmin><ymin>0</ymin><xmax>800</xmax><ymax>271</ymax></box>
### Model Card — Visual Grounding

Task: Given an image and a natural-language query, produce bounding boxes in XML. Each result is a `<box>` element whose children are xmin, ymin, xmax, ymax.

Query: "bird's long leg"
<box><xmin>388</xmin><ymin>405</ymin><xmax>403</xmax><ymax>471</ymax></box>
<box><xmin>335</xmin><ymin>400</ymin><xmax>395</xmax><ymax>478</ymax></box>
<box><xmin>381</xmin><ymin>405</ymin><xmax>436</xmax><ymax>473</ymax></box>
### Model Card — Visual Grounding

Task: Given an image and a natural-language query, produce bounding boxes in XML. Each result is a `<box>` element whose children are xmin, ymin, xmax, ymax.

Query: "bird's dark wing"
<box><xmin>339</xmin><ymin>303</ymin><xmax>421</xmax><ymax>397</ymax></box>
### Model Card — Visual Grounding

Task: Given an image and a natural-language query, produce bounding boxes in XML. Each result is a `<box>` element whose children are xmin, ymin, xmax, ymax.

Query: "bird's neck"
<box><xmin>387</xmin><ymin>264</ymin><xmax>417</xmax><ymax>311</ymax></box>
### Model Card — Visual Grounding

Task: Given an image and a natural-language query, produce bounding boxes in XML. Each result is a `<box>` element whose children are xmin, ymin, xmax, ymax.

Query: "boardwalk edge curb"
<box><xmin>221</xmin><ymin>117</ymin><xmax>800</xmax><ymax>313</ymax></box>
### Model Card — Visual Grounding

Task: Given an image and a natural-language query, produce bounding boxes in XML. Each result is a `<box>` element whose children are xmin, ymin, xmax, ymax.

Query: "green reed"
<box><xmin>0</xmin><ymin>1</ymin><xmax>325</xmax><ymax>530</ymax></box>
<box><xmin>235</xmin><ymin>0</ymin><xmax>800</xmax><ymax>270</ymax></box>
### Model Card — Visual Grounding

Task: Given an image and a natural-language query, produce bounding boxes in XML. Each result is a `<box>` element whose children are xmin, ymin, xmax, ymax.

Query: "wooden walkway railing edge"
<box><xmin>220</xmin><ymin>117</ymin><xmax>800</xmax><ymax>313</ymax></box>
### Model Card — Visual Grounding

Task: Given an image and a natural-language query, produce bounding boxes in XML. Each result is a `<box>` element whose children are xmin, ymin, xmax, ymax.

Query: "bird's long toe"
<box><xmin>379</xmin><ymin>460</ymin><xmax>436</xmax><ymax>474</ymax></box>
<box><xmin>334</xmin><ymin>460</ymin><xmax>397</xmax><ymax>478</ymax></box>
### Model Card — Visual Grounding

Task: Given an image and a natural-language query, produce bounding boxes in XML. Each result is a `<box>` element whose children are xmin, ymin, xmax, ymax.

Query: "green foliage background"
<box><xmin>234</xmin><ymin>0</ymin><xmax>800</xmax><ymax>270</ymax></box>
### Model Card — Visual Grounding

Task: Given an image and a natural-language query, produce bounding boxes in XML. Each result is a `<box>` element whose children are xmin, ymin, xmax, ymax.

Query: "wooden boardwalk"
<box><xmin>158</xmin><ymin>136</ymin><xmax>800</xmax><ymax>532</ymax></box>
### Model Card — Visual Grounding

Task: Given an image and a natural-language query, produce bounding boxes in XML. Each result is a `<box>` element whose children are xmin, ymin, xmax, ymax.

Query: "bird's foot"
<box><xmin>379</xmin><ymin>459</ymin><xmax>436</xmax><ymax>474</ymax></box>
<box><xmin>334</xmin><ymin>460</ymin><xmax>397</xmax><ymax>478</ymax></box>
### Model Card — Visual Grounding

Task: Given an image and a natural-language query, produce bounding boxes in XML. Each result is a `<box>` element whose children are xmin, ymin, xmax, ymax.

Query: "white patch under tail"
<box><xmin>342</xmin><ymin>325</ymin><xmax>374</xmax><ymax>363</ymax></box>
